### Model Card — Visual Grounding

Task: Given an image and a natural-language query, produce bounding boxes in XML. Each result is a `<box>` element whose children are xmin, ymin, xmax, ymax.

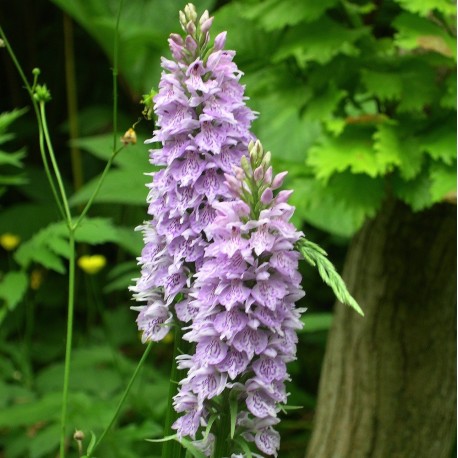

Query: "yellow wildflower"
<box><xmin>0</xmin><ymin>233</ymin><xmax>21</xmax><ymax>251</ymax></box>
<box><xmin>77</xmin><ymin>255</ymin><xmax>107</xmax><ymax>275</ymax></box>
<box><xmin>30</xmin><ymin>269</ymin><xmax>44</xmax><ymax>290</ymax></box>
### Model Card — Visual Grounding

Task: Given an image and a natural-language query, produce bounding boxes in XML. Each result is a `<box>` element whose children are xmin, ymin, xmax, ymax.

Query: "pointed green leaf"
<box><xmin>391</xmin><ymin>168</ymin><xmax>433</xmax><ymax>210</ymax></box>
<box><xmin>273</xmin><ymin>16</ymin><xmax>368</xmax><ymax>66</ymax></box>
<box><xmin>229</xmin><ymin>396</ymin><xmax>238</xmax><ymax>439</ymax></box>
<box><xmin>420</xmin><ymin>120</ymin><xmax>457</xmax><ymax>165</ymax></box>
<box><xmin>394</xmin><ymin>12</ymin><xmax>456</xmax><ymax>59</ymax></box>
<box><xmin>0</xmin><ymin>271</ymin><xmax>28</xmax><ymax>311</ymax></box>
<box><xmin>0</xmin><ymin>108</ymin><xmax>28</xmax><ymax>135</ymax></box>
<box><xmin>86</xmin><ymin>431</ymin><xmax>97</xmax><ymax>456</ymax></box>
<box><xmin>241</xmin><ymin>0</ymin><xmax>338</xmax><ymax>31</ymax></box>
<box><xmin>429</xmin><ymin>160</ymin><xmax>457</xmax><ymax>202</ymax></box>
<box><xmin>74</xmin><ymin>218</ymin><xmax>120</xmax><ymax>245</ymax></box>
<box><xmin>297</xmin><ymin>238</ymin><xmax>364</xmax><ymax>316</ymax></box>
<box><xmin>394</xmin><ymin>0</ymin><xmax>456</xmax><ymax>18</ymax></box>
<box><xmin>307</xmin><ymin>127</ymin><xmax>396</xmax><ymax>180</ymax></box>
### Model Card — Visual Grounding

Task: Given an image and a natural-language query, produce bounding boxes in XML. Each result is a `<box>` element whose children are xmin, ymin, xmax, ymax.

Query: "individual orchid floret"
<box><xmin>172</xmin><ymin>140</ymin><xmax>306</xmax><ymax>456</ymax></box>
<box><xmin>131</xmin><ymin>4</ymin><xmax>257</xmax><ymax>342</ymax></box>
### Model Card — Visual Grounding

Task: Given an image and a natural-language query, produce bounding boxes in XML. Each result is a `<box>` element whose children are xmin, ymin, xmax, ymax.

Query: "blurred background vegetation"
<box><xmin>0</xmin><ymin>0</ymin><xmax>455</xmax><ymax>457</ymax></box>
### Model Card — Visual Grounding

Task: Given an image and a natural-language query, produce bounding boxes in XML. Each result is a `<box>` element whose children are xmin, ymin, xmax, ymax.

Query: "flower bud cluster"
<box><xmin>172</xmin><ymin>140</ymin><xmax>305</xmax><ymax>456</ymax></box>
<box><xmin>131</xmin><ymin>5</ymin><xmax>256</xmax><ymax>342</ymax></box>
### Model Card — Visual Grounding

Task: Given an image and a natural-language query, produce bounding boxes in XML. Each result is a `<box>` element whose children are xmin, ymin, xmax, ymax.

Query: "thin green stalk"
<box><xmin>35</xmin><ymin>105</ymin><xmax>67</xmax><ymax>221</ymax></box>
<box><xmin>87</xmin><ymin>341</ymin><xmax>154</xmax><ymax>457</ymax></box>
<box><xmin>0</xmin><ymin>26</ymin><xmax>66</xmax><ymax>221</ymax></box>
<box><xmin>39</xmin><ymin>102</ymin><xmax>73</xmax><ymax>226</ymax></box>
<box><xmin>162</xmin><ymin>328</ymin><xmax>185</xmax><ymax>458</ymax></box>
<box><xmin>74</xmin><ymin>146</ymin><xmax>123</xmax><ymax>229</ymax></box>
<box><xmin>59</xmin><ymin>230</ymin><xmax>76</xmax><ymax>458</ymax></box>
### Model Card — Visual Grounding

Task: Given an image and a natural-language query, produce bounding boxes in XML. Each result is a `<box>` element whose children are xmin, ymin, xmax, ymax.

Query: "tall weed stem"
<box><xmin>59</xmin><ymin>231</ymin><xmax>76</xmax><ymax>457</ymax></box>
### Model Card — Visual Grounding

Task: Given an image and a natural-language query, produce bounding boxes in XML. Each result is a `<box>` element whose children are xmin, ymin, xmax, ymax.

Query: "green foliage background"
<box><xmin>0</xmin><ymin>0</ymin><xmax>455</xmax><ymax>456</ymax></box>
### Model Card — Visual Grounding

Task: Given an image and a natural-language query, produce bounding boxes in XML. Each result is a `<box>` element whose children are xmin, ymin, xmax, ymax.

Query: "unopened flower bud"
<box><xmin>263</xmin><ymin>166</ymin><xmax>273</xmax><ymax>185</ymax></box>
<box><xmin>240</xmin><ymin>155</ymin><xmax>251</xmax><ymax>176</ymax></box>
<box><xmin>224</xmin><ymin>173</ymin><xmax>240</xmax><ymax>194</ymax></box>
<box><xmin>185</xmin><ymin>36</ymin><xmax>197</xmax><ymax>53</ymax></box>
<box><xmin>234</xmin><ymin>166</ymin><xmax>245</xmax><ymax>181</ymax></box>
<box><xmin>33</xmin><ymin>84</ymin><xmax>51</xmax><ymax>103</ymax></box>
<box><xmin>199</xmin><ymin>10</ymin><xmax>209</xmax><ymax>25</ymax></box>
<box><xmin>260</xmin><ymin>187</ymin><xmax>273</xmax><ymax>204</ymax></box>
<box><xmin>169</xmin><ymin>33</ymin><xmax>184</xmax><ymax>45</ymax></box>
<box><xmin>0</xmin><ymin>39</ymin><xmax>4</xmax><ymax>48</ymax></box>
<box><xmin>186</xmin><ymin>20</ymin><xmax>196</xmax><ymax>35</ymax></box>
<box><xmin>275</xmin><ymin>189</ymin><xmax>294</xmax><ymax>204</ymax></box>
<box><xmin>250</xmin><ymin>140</ymin><xmax>263</xmax><ymax>164</ymax></box>
<box><xmin>185</xmin><ymin>3</ymin><xmax>197</xmax><ymax>22</ymax></box>
<box><xmin>121</xmin><ymin>127</ymin><xmax>137</xmax><ymax>145</ymax></box>
<box><xmin>179</xmin><ymin>11</ymin><xmax>187</xmax><ymax>30</ymax></box>
<box><xmin>261</xmin><ymin>151</ymin><xmax>271</xmax><ymax>168</ymax></box>
<box><xmin>272</xmin><ymin>171</ymin><xmax>288</xmax><ymax>189</ymax></box>
<box><xmin>253</xmin><ymin>165</ymin><xmax>264</xmax><ymax>182</ymax></box>
<box><xmin>32</xmin><ymin>67</ymin><xmax>41</xmax><ymax>76</ymax></box>
<box><xmin>214</xmin><ymin>32</ymin><xmax>227</xmax><ymax>51</ymax></box>
<box><xmin>200</xmin><ymin>17</ymin><xmax>214</xmax><ymax>35</ymax></box>
<box><xmin>73</xmin><ymin>430</ymin><xmax>85</xmax><ymax>441</ymax></box>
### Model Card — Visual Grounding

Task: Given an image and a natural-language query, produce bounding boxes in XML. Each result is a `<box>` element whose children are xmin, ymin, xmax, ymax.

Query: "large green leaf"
<box><xmin>307</xmin><ymin>126</ymin><xmax>400</xmax><ymax>180</ymax></box>
<box><xmin>420</xmin><ymin>119</ymin><xmax>457</xmax><ymax>165</ymax></box>
<box><xmin>391</xmin><ymin>168</ymin><xmax>433</xmax><ymax>211</ymax></box>
<box><xmin>273</xmin><ymin>16</ymin><xmax>368</xmax><ymax>67</ymax></box>
<box><xmin>361</xmin><ymin>69</ymin><xmax>403</xmax><ymax>101</ymax></box>
<box><xmin>290</xmin><ymin>173</ymin><xmax>384</xmax><ymax>238</ymax></box>
<box><xmin>69</xmin><ymin>168</ymin><xmax>149</xmax><ymax>206</ymax></box>
<box><xmin>373</xmin><ymin>123</ymin><xmax>424</xmax><ymax>180</ymax></box>
<box><xmin>394</xmin><ymin>12</ymin><xmax>456</xmax><ymax>59</ymax></box>
<box><xmin>241</xmin><ymin>0</ymin><xmax>338</xmax><ymax>31</ymax></box>
<box><xmin>394</xmin><ymin>0</ymin><xmax>456</xmax><ymax>17</ymax></box>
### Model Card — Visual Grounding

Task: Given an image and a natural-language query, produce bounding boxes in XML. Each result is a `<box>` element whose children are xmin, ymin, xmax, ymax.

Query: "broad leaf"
<box><xmin>0</xmin><ymin>271</ymin><xmax>28</xmax><ymax>311</ymax></box>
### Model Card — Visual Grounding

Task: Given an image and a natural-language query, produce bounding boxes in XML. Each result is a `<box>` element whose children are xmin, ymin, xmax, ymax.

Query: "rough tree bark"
<box><xmin>306</xmin><ymin>200</ymin><xmax>457</xmax><ymax>458</ymax></box>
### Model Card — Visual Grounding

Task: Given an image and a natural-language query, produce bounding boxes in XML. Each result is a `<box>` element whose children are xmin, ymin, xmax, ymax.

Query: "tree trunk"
<box><xmin>306</xmin><ymin>200</ymin><xmax>457</xmax><ymax>458</ymax></box>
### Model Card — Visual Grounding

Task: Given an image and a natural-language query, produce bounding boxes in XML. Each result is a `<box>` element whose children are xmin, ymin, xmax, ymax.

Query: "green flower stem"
<box><xmin>73</xmin><ymin>146</ymin><xmax>123</xmax><ymax>229</ymax></box>
<box><xmin>0</xmin><ymin>26</ymin><xmax>67</xmax><ymax>221</ymax></box>
<box><xmin>59</xmin><ymin>230</ymin><xmax>76</xmax><ymax>458</ymax></box>
<box><xmin>39</xmin><ymin>102</ymin><xmax>73</xmax><ymax>227</ymax></box>
<box><xmin>214</xmin><ymin>393</ymin><xmax>231</xmax><ymax>458</ymax></box>
<box><xmin>35</xmin><ymin>105</ymin><xmax>67</xmax><ymax>221</ymax></box>
<box><xmin>162</xmin><ymin>328</ymin><xmax>185</xmax><ymax>458</ymax></box>
<box><xmin>87</xmin><ymin>341</ymin><xmax>154</xmax><ymax>457</ymax></box>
